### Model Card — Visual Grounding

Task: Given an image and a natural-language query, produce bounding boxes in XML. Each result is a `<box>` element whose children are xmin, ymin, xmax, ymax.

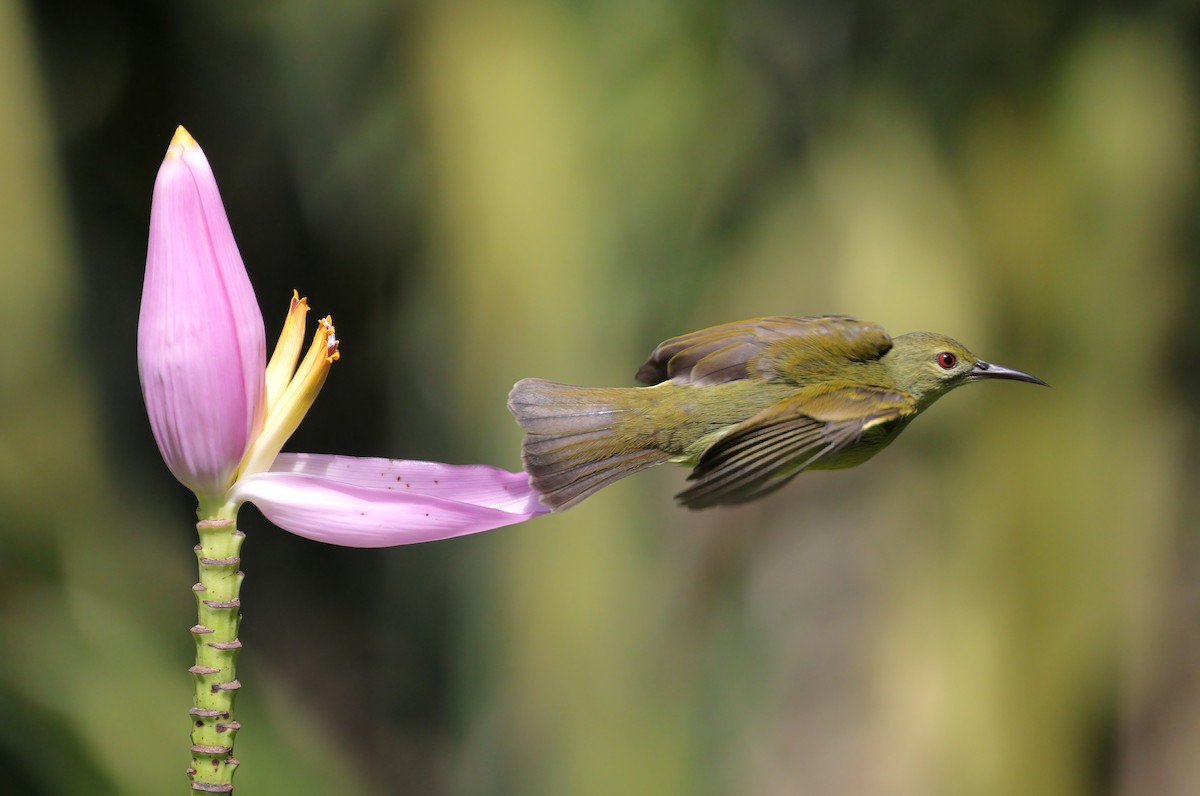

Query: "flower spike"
<box><xmin>140</xmin><ymin>126</ymin><xmax>549</xmax><ymax>792</ymax></box>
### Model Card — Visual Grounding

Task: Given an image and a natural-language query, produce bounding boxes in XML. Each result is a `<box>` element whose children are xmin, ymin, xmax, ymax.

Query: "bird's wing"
<box><xmin>675</xmin><ymin>383</ymin><xmax>916</xmax><ymax>508</ymax></box>
<box><xmin>635</xmin><ymin>316</ymin><xmax>892</xmax><ymax>386</ymax></box>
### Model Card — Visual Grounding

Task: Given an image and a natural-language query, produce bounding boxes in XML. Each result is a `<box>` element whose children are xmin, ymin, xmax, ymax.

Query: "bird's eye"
<box><xmin>937</xmin><ymin>352</ymin><xmax>958</xmax><ymax>369</ymax></box>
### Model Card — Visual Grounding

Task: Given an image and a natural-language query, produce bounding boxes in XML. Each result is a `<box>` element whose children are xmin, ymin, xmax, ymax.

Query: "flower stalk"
<box><xmin>187</xmin><ymin>515</ymin><xmax>244</xmax><ymax>793</ymax></box>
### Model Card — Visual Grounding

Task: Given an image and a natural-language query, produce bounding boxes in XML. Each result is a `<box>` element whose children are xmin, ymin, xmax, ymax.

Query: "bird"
<box><xmin>507</xmin><ymin>315</ymin><xmax>1047</xmax><ymax>511</ymax></box>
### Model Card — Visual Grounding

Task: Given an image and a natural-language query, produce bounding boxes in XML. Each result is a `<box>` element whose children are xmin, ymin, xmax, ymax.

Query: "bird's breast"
<box><xmin>809</xmin><ymin>416</ymin><xmax>913</xmax><ymax>470</ymax></box>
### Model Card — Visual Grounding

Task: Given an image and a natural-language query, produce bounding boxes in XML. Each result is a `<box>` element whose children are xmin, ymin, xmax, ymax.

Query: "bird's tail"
<box><xmin>507</xmin><ymin>378</ymin><xmax>670</xmax><ymax>510</ymax></box>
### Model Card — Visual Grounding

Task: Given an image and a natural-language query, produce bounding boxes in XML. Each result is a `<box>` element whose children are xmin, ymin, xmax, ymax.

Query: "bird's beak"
<box><xmin>970</xmin><ymin>360</ymin><xmax>1048</xmax><ymax>386</ymax></box>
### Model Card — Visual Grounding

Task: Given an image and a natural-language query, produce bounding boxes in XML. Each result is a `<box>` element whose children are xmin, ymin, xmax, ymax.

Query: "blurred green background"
<box><xmin>3</xmin><ymin>1</ymin><xmax>1199</xmax><ymax>793</ymax></box>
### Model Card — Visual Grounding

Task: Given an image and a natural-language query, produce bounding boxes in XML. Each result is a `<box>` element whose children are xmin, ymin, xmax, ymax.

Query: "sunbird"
<box><xmin>508</xmin><ymin>315</ymin><xmax>1046</xmax><ymax>510</ymax></box>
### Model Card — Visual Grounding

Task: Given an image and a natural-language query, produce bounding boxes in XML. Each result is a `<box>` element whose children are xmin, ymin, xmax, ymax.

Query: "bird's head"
<box><xmin>885</xmin><ymin>332</ymin><xmax>1047</xmax><ymax>408</ymax></box>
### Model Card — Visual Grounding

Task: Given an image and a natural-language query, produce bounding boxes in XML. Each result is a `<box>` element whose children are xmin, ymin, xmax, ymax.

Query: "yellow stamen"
<box><xmin>235</xmin><ymin>315</ymin><xmax>340</xmax><ymax>481</ymax></box>
<box><xmin>264</xmin><ymin>291</ymin><xmax>310</xmax><ymax>414</ymax></box>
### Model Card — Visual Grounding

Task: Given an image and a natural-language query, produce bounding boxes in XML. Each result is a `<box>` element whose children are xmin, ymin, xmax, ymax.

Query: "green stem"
<box><xmin>187</xmin><ymin>515</ymin><xmax>245</xmax><ymax>793</ymax></box>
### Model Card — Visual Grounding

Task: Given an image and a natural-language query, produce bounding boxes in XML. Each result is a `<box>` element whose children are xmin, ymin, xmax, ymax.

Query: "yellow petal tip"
<box><xmin>167</xmin><ymin>126</ymin><xmax>198</xmax><ymax>158</ymax></box>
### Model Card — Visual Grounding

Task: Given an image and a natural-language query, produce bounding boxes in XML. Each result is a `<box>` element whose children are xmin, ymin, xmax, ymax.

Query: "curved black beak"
<box><xmin>971</xmin><ymin>360</ymin><xmax>1048</xmax><ymax>386</ymax></box>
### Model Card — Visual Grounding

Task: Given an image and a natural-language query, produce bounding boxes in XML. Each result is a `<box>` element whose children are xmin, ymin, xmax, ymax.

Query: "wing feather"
<box><xmin>676</xmin><ymin>384</ymin><xmax>916</xmax><ymax>508</ymax></box>
<box><xmin>635</xmin><ymin>315</ymin><xmax>892</xmax><ymax>386</ymax></box>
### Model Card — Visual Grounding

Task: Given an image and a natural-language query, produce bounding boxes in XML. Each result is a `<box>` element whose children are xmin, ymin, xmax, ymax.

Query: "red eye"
<box><xmin>937</xmin><ymin>352</ymin><xmax>957</xmax><ymax>369</ymax></box>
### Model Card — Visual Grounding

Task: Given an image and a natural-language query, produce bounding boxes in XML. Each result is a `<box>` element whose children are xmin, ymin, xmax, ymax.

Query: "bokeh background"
<box><xmin>3</xmin><ymin>1</ymin><xmax>1199</xmax><ymax>794</ymax></box>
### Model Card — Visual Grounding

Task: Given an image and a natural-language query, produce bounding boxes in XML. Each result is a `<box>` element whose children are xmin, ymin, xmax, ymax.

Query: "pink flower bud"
<box><xmin>138</xmin><ymin>127</ymin><xmax>266</xmax><ymax>503</ymax></box>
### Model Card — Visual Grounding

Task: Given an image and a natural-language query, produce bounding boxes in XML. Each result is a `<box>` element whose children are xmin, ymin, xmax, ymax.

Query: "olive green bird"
<box><xmin>507</xmin><ymin>315</ymin><xmax>1046</xmax><ymax>510</ymax></box>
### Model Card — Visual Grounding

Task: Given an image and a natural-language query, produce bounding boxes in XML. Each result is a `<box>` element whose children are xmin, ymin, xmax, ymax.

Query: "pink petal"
<box><xmin>270</xmin><ymin>453</ymin><xmax>540</xmax><ymax>511</ymax></box>
<box><xmin>138</xmin><ymin>128</ymin><xmax>266</xmax><ymax>500</ymax></box>
<box><xmin>230</xmin><ymin>458</ymin><xmax>549</xmax><ymax>547</ymax></box>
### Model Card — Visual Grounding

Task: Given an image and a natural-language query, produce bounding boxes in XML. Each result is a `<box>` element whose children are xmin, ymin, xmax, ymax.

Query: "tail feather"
<box><xmin>508</xmin><ymin>378</ymin><xmax>669</xmax><ymax>510</ymax></box>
